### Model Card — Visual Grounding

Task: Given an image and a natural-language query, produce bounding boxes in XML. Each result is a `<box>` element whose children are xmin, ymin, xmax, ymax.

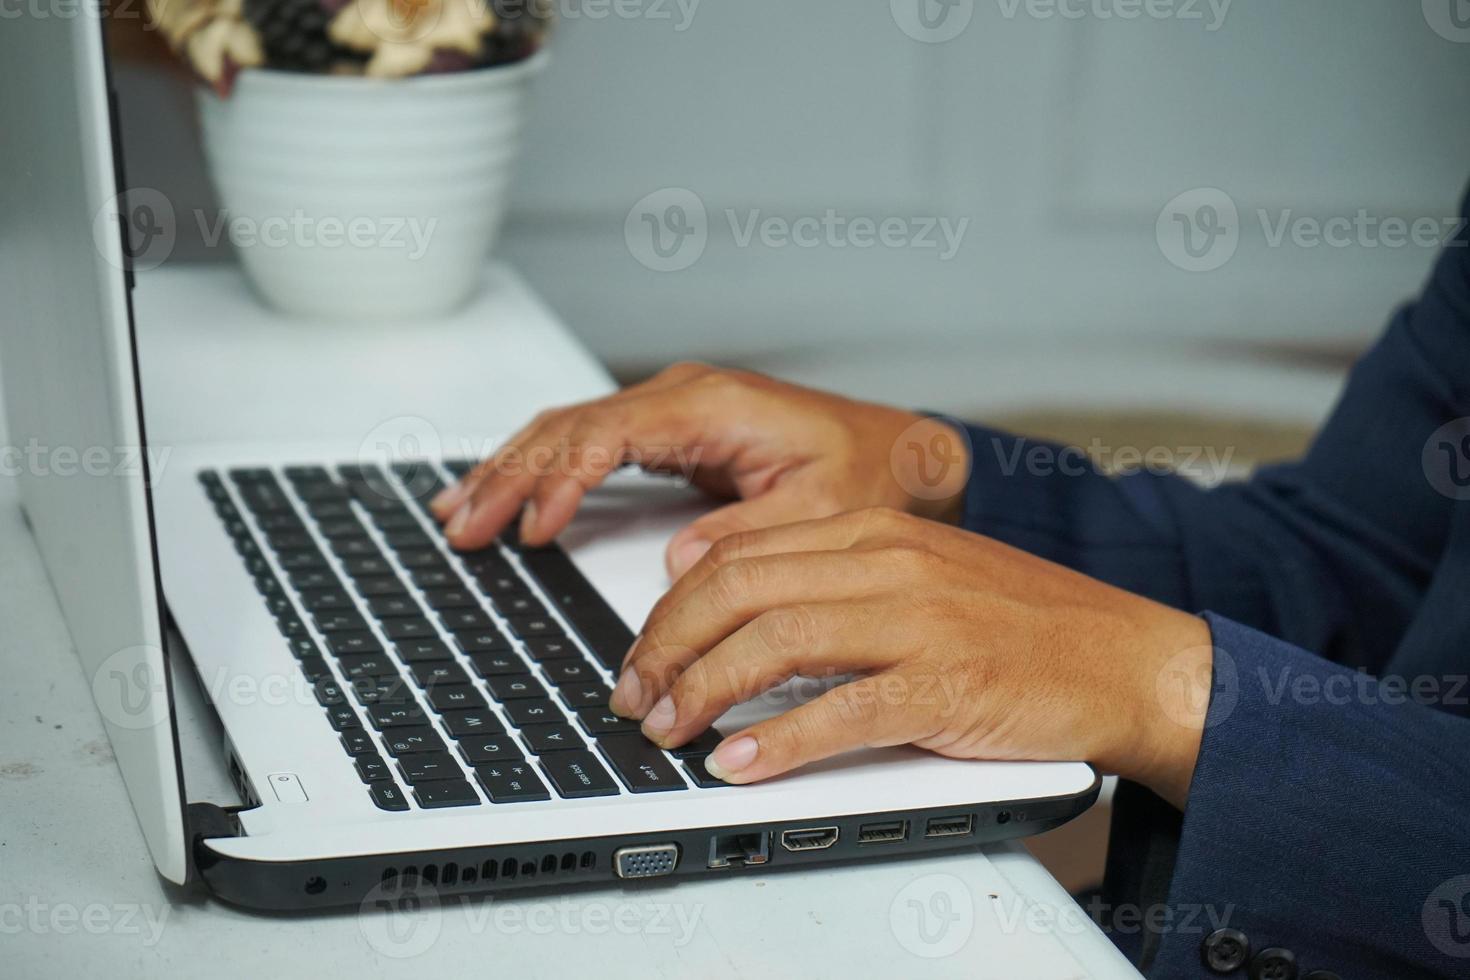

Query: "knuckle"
<box><xmin>663</xmin><ymin>360</ymin><xmax>712</xmax><ymax>381</ymax></box>
<box><xmin>707</xmin><ymin>559</ymin><xmax>763</xmax><ymax>613</ymax></box>
<box><xmin>706</xmin><ymin>531</ymin><xmax>751</xmax><ymax>568</ymax></box>
<box><xmin>755</xmin><ymin>606</ymin><xmax>820</xmax><ymax>658</ymax></box>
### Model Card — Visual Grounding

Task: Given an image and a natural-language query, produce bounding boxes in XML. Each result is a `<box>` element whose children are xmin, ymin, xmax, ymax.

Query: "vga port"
<box><xmin>614</xmin><ymin>844</ymin><xmax>680</xmax><ymax>879</ymax></box>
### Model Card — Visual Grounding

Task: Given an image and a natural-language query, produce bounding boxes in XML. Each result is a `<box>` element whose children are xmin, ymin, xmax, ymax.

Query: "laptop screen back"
<box><xmin>0</xmin><ymin>17</ymin><xmax>188</xmax><ymax>883</ymax></box>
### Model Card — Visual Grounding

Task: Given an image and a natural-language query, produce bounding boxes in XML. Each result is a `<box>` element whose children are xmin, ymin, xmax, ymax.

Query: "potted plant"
<box><xmin>146</xmin><ymin>0</ymin><xmax>553</xmax><ymax>319</ymax></box>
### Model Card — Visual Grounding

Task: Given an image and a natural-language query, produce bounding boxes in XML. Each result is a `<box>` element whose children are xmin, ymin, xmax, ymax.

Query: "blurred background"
<box><xmin>106</xmin><ymin>0</ymin><xmax>1470</xmax><ymax>889</ymax></box>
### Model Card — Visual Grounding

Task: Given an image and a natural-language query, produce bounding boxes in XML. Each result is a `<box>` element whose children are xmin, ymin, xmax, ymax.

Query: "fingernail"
<box><xmin>446</xmin><ymin>502</ymin><xmax>472</xmax><ymax>539</ymax></box>
<box><xmin>432</xmin><ymin>483</ymin><xmax>468</xmax><ymax>515</ymax></box>
<box><xmin>672</xmin><ymin>538</ymin><xmax>712</xmax><ymax>577</ymax></box>
<box><xmin>519</xmin><ymin>501</ymin><xmax>539</xmax><ymax>541</ymax></box>
<box><xmin>611</xmin><ymin>669</ymin><xmax>642</xmax><ymax>718</ymax></box>
<box><xmin>642</xmin><ymin>695</ymin><xmax>676</xmax><ymax>738</ymax></box>
<box><xmin>705</xmin><ymin>736</ymin><xmax>757</xmax><ymax>781</ymax></box>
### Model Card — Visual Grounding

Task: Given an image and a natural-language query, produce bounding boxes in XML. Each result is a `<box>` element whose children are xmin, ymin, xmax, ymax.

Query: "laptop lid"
<box><xmin>0</xmin><ymin>16</ymin><xmax>188</xmax><ymax>883</ymax></box>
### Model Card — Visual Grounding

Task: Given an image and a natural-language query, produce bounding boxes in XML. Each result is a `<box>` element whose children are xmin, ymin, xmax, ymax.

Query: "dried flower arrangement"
<box><xmin>145</xmin><ymin>0</ymin><xmax>554</xmax><ymax>95</ymax></box>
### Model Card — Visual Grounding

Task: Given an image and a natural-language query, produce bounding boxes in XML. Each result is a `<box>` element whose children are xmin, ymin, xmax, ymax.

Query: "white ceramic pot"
<box><xmin>196</xmin><ymin>53</ymin><xmax>545</xmax><ymax>320</ymax></box>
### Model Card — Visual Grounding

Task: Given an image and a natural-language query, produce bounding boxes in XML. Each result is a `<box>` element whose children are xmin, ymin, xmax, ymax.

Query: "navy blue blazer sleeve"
<box><xmin>952</xmin><ymin>185</ymin><xmax>1469</xmax><ymax>672</ymax></box>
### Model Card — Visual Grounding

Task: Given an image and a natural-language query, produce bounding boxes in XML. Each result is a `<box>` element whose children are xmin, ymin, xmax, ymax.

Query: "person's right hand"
<box><xmin>431</xmin><ymin>362</ymin><xmax>972</xmax><ymax>579</ymax></box>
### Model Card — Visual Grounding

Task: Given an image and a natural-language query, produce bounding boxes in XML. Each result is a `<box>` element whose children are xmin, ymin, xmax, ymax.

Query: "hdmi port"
<box><xmin>780</xmin><ymin>827</ymin><xmax>839</xmax><ymax>851</ymax></box>
<box><xmin>924</xmin><ymin>814</ymin><xmax>974</xmax><ymax>839</ymax></box>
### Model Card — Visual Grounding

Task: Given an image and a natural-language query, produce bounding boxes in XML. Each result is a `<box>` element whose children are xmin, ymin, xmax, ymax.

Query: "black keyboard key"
<box><xmin>353</xmin><ymin>575</ymin><xmax>409</xmax><ymax>597</ymax></box>
<box><xmin>372</xmin><ymin>510</ymin><xmax>423</xmax><ymax>532</ymax></box>
<box><xmin>255</xmin><ymin>576</ymin><xmax>284</xmax><ymax>601</ymax></box>
<box><xmin>506</xmin><ymin>615</ymin><xmax>564</xmax><ymax>640</ymax></box>
<box><xmin>458</xmin><ymin>734</ymin><xmax>524</xmax><ymax>765</ymax></box>
<box><xmin>460</xmin><ymin>549</ymin><xmax>511</xmax><ymax>575</ymax></box>
<box><xmin>276</xmin><ymin>613</ymin><xmax>307</xmax><ymax>638</ymax></box>
<box><xmin>289</xmin><ymin>568</ymin><xmax>337</xmax><ymax>591</ymax></box>
<box><xmin>325</xmin><ymin>705</ymin><xmax>361</xmax><ymax>730</ymax></box>
<box><xmin>410</xmin><ymin>567</ymin><xmax>458</xmax><ymax>589</ymax></box>
<box><xmin>467</xmin><ymin>651</ymin><xmax>526</xmax><ymax>677</ymax></box>
<box><xmin>381</xmin><ymin>727</ymin><xmax>448</xmax><ymax>756</ymax></box>
<box><xmin>265</xmin><ymin>530</ymin><xmax>315</xmax><ymax>552</ymax></box>
<box><xmin>370</xmin><ymin>782</ymin><xmax>412</xmax><ymax>811</ymax></box>
<box><xmin>341</xmin><ymin>729</ymin><xmax>377</xmax><ymax>756</ymax></box>
<box><xmin>523</xmin><ymin>637</ymin><xmax>581</xmax><ymax>663</ymax></box>
<box><xmin>380</xmin><ymin>617</ymin><xmax>436</xmax><ymax>641</ymax></box>
<box><xmin>442</xmin><ymin>709</ymin><xmax>505</xmax><ymax>738</ymax></box>
<box><xmin>336</xmin><ymin>652</ymin><xmax>397</xmax><ymax>679</ymax></box>
<box><xmin>349</xmin><ymin>676</ymin><xmax>414</xmax><ymax>705</ymax></box>
<box><xmin>557</xmin><ymin>682</ymin><xmax>613</xmax><ymax>710</ymax></box>
<box><xmin>300</xmin><ymin>588</ymin><xmax>354</xmax><ymax>613</ymax></box>
<box><xmin>277</xmin><ymin>549</ymin><xmax>328</xmax><ymax>572</ymax></box>
<box><xmin>487</xmin><ymin>675</ymin><xmax>548</xmax><ymax>702</ymax></box>
<box><xmin>575</xmin><ymin>707</ymin><xmax>640</xmax><ymax>736</ymax></box>
<box><xmin>473</xmin><ymin>570</ymin><xmax>526</xmax><ymax>597</ymax></box>
<box><xmin>453</xmin><ymin>628</ymin><xmax>511</xmax><ymax>654</ymax></box>
<box><xmin>344</xmin><ymin>555</ymin><xmax>394</xmax><ymax>578</ymax></box>
<box><xmin>305</xmin><ymin>499</ymin><xmax>355</xmax><ymax>521</ymax></box>
<box><xmin>383</xmin><ymin>530</ymin><xmax>433</xmax><ymax>551</ymax></box>
<box><xmin>504</xmin><ymin>698</ymin><xmax>562</xmax><ymax>727</ymax></box>
<box><xmin>368</xmin><ymin>703</ymin><xmax>429</xmax><ymax>729</ymax></box>
<box><xmin>298</xmin><ymin>655</ymin><xmax>331</xmax><ymax>681</ymax></box>
<box><xmin>521</xmin><ymin>724</ymin><xmax>582</xmax><ymax>754</ymax></box>
<box><xmin>367</xmin><ymin>595</ymin><xmax>421</xmax><ymax>619</ymax></box>
<box><xmin>476</xmin><ymin>763</ymin><xmax>550</xmax><ymax>803</ymax></box>
<box><xmin>285</xmin><ymin>465</ymin><xmax>332</xmax><ymax>484</ymax></box>
<box><xmin>355</xmin><ymin>754</ymin><xmax>392</xmax><ymax>783</ymax></box>
<box><xmin>327</xmin><ymin>632</ymin><xmax>383</xmax><ymax>657</ymax></box>
<box><xmin>426</xmin><ymin>684</ymin><xmax>488</xmax><ymax>713</ymax></box>
<box><xmin>330</xmin><ymin>538</ymin><xmax>381</xmax><ymax>560</ymax></box>
<box><xmin>542</xmin><ymin>660</ymin><xmax>598</xmax><ymax>687</ymax></box>
<box><xmin>314</xmin><ymin>678</ymin><xmax>346</xmax><ymax>706</ymax></box>
<box><xmin>442</xmin><ymin>460</ymin><xmax>476</xmax><ymax>480</ymax></box>
<box><xmin>496</xmin><ymin>594</ymin><xmax>548</xmax><ymax>619</ymax></box>
<box><xmin>665</xmin><ymin>728</ymin><xmax>725</xmax><ymax>759</ymax></box>
<box><xmin>255</xmin><ymin>512</ymin><xmax>305</xmax><ymax>534</ymax></box>
<box><xmin>409</xmin><ymin>661</ymin><xmax>470</xmax><ymax>688</ymax></box>
<box><xmin>683</xmin><ymin>759</ymin><xmax>730</xmax><ymax>788</ymax></box>
<box><xmin>596</xmin><ymin>734</ymin><xmax>686</xmax><ymax>794</ymax></box>
<box><xmin>518</xmin><ymin>544</ymin><xmax>636</xmax><ymax>674</ymax></box>
<box><xmin>395</xmin><ymin>549</ymin><xmax>447</xmax><ymax>570</ymax></box>
<box><xmin>263</xmin><ymin>593</ymin><xmax>295</xmax><ymax>618</ymax></box>
<box><xmin>438</xmin><ymin>607</ymin><xmax>495</xmax><ymax>632</ymax></box>
<box><xmin>295</xmin><ymin>481</ymin><xmax>350</xmax><ymax>504</ymax></box>
<box><xmin>397</xmin><ymin>752</ymin><xmax>464</xmax><ymax>785</ymax></box>
<box><xmin>238</xmin><ymin>481</ymin><xmax>293</xmax><ymax>513</ymax></box>
<box><xmin>313</xmin><ymin>610</ymin><xmax>368</xmax><ymax>633</ymax></box>
<box><xmin>422</xmin><ymin>587</ymin><xmax>477</xmax><ymax>610</ymax></box>
<box><xmin>394</xmin><ymin>638</ymin><xmax>453</xmax><ymax>663</ymax></box>
<box><xmin>539</xmin><ymin>750</ymin><xmax>620</xmax><ymax>799</ymax></box>
<box><xmin>412</xmin><ymin>779</ymin><xmax>480</xmax><ymax>809</ymax></box>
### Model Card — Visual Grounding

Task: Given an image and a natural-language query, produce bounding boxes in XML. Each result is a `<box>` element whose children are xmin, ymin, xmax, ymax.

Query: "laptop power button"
<box><xmin>268</xmin><ymin>773</ymin><xmax>309</xmax><ymax>804</ymax></box>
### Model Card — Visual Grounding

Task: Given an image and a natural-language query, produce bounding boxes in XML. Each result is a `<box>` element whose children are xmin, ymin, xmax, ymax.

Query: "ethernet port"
<box><xmin>708</xmin><ymin>832</ymin><xmax>771</xmax><ymax>869</ymax></box>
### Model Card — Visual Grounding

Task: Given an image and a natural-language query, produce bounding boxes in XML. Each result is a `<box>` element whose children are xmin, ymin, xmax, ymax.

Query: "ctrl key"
<box><xmin>370</xmin><ymin>782</ymin><xmax>411</xmax><ymax>812</ymax></box>
<box><xmin>411</xmin><ymin>779</ymin><xmax>481</xmax><ymax>809</ymax></box>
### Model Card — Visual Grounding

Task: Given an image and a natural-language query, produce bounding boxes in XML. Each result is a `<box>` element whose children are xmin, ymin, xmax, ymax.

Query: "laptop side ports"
<box><xmin>923</xmin><ymin>814</ymin><xmax>974</xmax><ymax>839</ymax></box>
<box><xmin>614</xmin><ymin>844</ymin><xmax>680</xmax><ymax>879</ymax></box>
<box><xmin>780</xmin><ymin>827</ymin><xmax>840</xmax><ymax>852</ymax></box>
<box><xmin>708</xmin><ymin>832</ymin><xmax>770</xmax><ymax>869</ymax></box>
<box><xmin>858</xmin><ymin>820</ymin><xmax>908</xmax><ymax>845</ymax></box>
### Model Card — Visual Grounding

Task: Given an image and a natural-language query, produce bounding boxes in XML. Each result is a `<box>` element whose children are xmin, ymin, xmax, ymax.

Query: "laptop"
<box><xmin>0</xmin><ymin>15</ymin><xmax>1099</xmax><ymax>910</ymax></box>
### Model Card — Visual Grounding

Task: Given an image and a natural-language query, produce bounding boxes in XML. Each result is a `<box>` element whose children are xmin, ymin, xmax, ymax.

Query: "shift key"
<box><xmin>595</xmin><ymin>735</ymin><xmax>686</xmax><ymax>794</ymax></box>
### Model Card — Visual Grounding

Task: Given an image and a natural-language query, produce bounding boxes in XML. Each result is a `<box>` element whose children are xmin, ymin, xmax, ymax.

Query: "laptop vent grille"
<box><xmin>378</xmin><ymin>851</ymin><xmax>597</xmax><ymax>891</ymax></box>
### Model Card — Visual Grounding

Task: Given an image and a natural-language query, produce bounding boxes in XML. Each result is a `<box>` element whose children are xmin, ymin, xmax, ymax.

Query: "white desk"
<box><xmin>0</xmin><ymin>265</ymin><xmax>1138</xmax><ymax>979</ymax></box>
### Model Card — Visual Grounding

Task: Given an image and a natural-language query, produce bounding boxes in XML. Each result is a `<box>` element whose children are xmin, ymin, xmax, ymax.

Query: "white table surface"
<box><xmin>0</xmin><ymin>264</ymin><xmax>1138</xmax><ymax>979</ymax></box>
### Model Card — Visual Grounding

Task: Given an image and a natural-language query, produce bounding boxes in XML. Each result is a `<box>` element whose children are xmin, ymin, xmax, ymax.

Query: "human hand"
<box><xmin>614</xmin><ymin>508</ymin><xmax>1213</xmax><ymax>809</ymax></box>
<box><xmin>432</xmin><ymin>362</ymin><xmax>971</xmax><ymax>578</ymax></box>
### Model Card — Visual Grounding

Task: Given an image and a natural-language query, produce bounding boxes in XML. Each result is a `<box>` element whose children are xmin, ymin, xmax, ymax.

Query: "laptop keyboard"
<box><xmin>198</xmin><ymin>461</ymin><xmax>725</xmax><ymax>812</ymax></box>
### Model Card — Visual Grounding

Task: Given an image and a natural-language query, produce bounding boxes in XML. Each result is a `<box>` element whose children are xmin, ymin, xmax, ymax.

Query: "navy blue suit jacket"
<box><xmin>957</xmin><ymin>187</ymin><xmax>1470</xmax><ymax>978</ymax></box>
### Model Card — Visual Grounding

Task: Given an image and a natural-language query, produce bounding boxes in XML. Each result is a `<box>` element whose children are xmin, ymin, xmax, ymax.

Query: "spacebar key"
<box><xmin>516</xmin><ymin>545</ymin><xmax>635</xmax><ymax>674</ymax></box>
<box><xmin>596</xmin><ymin>735</ymin><xmax>686</xmax><ymax>794</ymax></box>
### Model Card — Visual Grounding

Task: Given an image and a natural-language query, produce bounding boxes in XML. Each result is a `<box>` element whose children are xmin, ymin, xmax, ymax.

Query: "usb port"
<box><xmin>923</xmin><ymin>814</ymin><xmax>974</xmax><ymax>839</ymax></box>
<box><xmin>858</xmin><ymin>820</ymin><xmax>908</xmax><ymax>845</ymax></box>
<box><xmin>780</xmin><ymin>827</ymin><xmax>839</xmax><ymax>851</ymax></box>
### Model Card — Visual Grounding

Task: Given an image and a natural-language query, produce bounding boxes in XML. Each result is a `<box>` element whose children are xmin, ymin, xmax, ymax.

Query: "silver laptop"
<box><xmin>0</xmin><ymin>15</ymin><xmax>1099</xmax><ymax>909</ymax></box>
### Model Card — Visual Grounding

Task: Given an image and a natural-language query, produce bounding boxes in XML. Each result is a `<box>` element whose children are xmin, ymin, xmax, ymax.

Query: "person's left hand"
<box><xmin>613</xmin><ymin>508</ymin><xmax>1214</xmax><ymax>809</ymax></box>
